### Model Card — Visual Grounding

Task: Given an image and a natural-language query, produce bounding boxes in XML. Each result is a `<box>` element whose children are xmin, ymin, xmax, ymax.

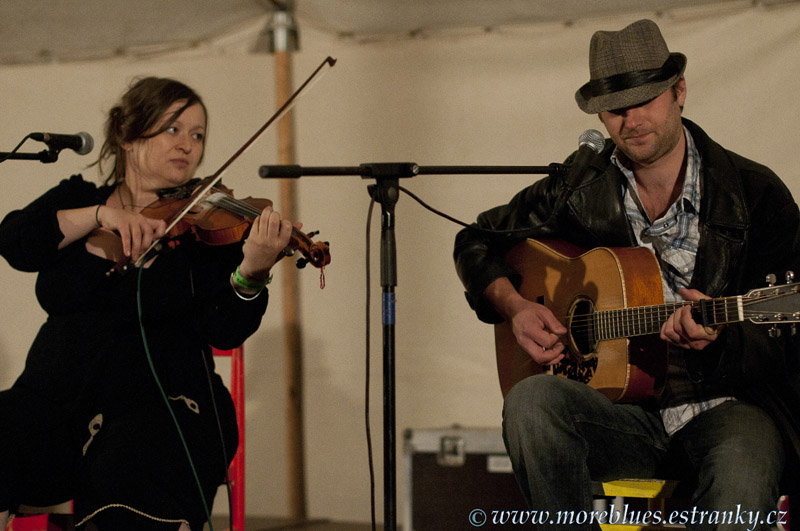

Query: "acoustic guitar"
<box><xmin>495</xmin><ymin>238</ymin><xmax>800</xmax><ymax>402</ymax></box>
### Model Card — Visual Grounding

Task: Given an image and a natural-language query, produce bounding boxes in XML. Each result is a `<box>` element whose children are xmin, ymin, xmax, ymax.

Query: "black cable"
<box><xmin>398</xmin><ymin>186</ymin><xmax>474</xmax><ymax>230</ymax></box>
<box><xmin>365</xmin><ymin>198</ymin><xmax>378</xmax><ymax>531</ymax></box>
<box><xmin>362</xmin><ymin>184</ymin><xmax>557</xmax><ymax>530</ymax></box>
<box><xmin>136</xmin><ymin>265</ymin><xmax>214</xmax><ymax>530</ymax></box>
<box><xmin>398</xmin><ymin>185</ymin><xmax>552</xmax><ymax>237</ymax></box>
<box><xmin>0</xmin><ymin>134</ymin><xmax>33</xmax><ymax>163</ymax></box>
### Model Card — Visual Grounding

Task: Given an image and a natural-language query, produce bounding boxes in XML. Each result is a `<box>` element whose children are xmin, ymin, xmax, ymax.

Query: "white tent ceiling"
<box><xmin>2</xmin><ymin>0</ymin><xmax>797</xmax><ymax>66</ymax></box>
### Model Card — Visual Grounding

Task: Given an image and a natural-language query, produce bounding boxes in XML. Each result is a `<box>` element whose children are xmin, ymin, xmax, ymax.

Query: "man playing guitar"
<box><xmin>455</xmin><ymin>19</ymin><xmax>799</xmax><ymax>531</ymax></box>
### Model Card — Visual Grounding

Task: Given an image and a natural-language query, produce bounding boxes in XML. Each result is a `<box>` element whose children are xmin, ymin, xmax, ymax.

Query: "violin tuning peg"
<box><xmin>306</xmin><ymin>230</ymin><xmax>320</xmax><ymax>238</ymax></box>
<box><xmin>295</xmin><ymin>257</ymin><xmax>308</xmax><ymax>269</ymax></box>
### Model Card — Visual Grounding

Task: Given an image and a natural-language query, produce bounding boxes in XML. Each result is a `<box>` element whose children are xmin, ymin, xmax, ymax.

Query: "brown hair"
<box><xmin>95</xmin><ymin>77</ymin><xmax>207</xmax><ymax>185</ymax></box>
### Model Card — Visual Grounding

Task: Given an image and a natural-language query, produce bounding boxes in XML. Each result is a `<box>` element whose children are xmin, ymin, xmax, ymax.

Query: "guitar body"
<box><xmin>495</xmin><ymin>239</ymin><xmax>668</xmax><ymax>403</ymax></box>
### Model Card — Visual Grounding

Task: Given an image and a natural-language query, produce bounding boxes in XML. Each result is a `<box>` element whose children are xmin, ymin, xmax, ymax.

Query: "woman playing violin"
<box><xmin>0</xmin><ymin>77</ymin><xmax>293</xmax><ymax>530</ymax></box>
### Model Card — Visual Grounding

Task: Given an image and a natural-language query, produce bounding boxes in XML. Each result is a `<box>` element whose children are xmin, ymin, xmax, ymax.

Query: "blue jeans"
<box><xmin>502</xmin><ymin>375</ymin><xmax>784</xmax><ymax>531</ymax></box>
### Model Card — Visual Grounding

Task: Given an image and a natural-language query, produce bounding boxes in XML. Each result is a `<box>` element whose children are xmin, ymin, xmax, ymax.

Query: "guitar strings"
<box><xmin>555</xmin><ymin>290</ymin><xmax>797</xmax><ymax>340</ymax></box>
<box><xmin>561</xmin><ymin>292</ymin><xmax>791</xmax><ymax>325</ymax></box>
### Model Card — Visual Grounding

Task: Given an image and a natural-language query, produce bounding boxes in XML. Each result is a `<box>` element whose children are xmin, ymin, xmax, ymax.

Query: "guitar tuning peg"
<box><xmin>786</xmin><ymin>271</ymin><xmax>795</xmax><ymax>284</ymax></box>
<box><xmin>766</xmin><ymin>274</ymin><xmax>777</xmax><ymax>287</ymax></box>
<box><xmin>769</xmin><ymin>325</ymin><xmax>782</xmax><ymax>338</ymax></box>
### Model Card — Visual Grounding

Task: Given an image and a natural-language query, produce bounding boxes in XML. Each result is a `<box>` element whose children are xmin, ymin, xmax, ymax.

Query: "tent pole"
<box><xmin>275</xmin><ymin>48</ymin><xmax>308</xmax><ymax>521</ymax></box>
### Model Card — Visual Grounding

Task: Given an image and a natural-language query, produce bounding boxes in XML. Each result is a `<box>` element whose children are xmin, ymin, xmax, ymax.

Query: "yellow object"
<box><xmin>597</xmin><ymin>479</ymin><xmax>683</xmax><ymax>530</ymax></box>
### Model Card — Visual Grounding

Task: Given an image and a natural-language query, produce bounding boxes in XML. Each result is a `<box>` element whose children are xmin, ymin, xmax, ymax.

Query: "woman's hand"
<box><xmin>96</xmin><ymin>205</ymin><xmax>167</xmax><ymax>261</ymax></box>
<box><xmin>57</xmin><ymin>204</ymin><xmax>165</xmax><ymax>261</ymax></box>
<box><xmin>237</xmin><ymin>206</ymin><xmax>298</xmax><ymax>282</ymax></box>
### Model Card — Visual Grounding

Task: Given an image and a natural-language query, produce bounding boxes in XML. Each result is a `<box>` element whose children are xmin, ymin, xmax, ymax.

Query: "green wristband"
<box><xmin>232</xmin><ymin>266</ymin><xmax>272</xmax><ymax>292</ymax></box>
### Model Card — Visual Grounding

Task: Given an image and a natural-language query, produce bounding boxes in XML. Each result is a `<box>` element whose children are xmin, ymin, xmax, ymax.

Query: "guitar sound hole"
<box><xmin>568</xmin><ymin>298</ymin><xmax>597</xmax><ymax>360</ymax></box>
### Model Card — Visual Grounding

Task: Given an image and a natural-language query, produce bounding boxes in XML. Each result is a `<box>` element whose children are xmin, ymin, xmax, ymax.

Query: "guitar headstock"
<box><xmin>744</xmin><ymin>272</ymin><xmax>800</xmax><ymax>335</ymax></box>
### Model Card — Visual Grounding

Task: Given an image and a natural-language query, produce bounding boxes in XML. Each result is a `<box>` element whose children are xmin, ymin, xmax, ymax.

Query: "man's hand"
<box><xmin>660</xmin><ymin>288</ymin><xmax>721</xmax><ymax>350</ymax></box>
<box><xmin>485</xmin><ymin>278</ymin><xmax>567</xmax><ymax>365</ymax></box>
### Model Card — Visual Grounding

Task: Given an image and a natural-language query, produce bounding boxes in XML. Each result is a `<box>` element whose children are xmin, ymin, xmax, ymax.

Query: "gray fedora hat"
<box><xmin>575</xmin><ymin>19</ymin><xmax>687</xmax><ymax>114</ymax></box>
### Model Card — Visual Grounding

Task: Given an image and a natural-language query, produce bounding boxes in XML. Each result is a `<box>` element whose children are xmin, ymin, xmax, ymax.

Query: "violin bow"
<box><xmin>126</xmin><ymin>56</ymin><xmax>337</xmax><ymax>270</ymax></box>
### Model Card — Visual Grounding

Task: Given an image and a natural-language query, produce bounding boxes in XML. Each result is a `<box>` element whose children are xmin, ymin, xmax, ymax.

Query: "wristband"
<box><xmin>95</xmin><ymin>204</ymin><xmax>103</xmax><ymax>228</ymax></box>
<box><xmin>232</xmin><ymin>266</ymin><xmax>272</xmax><ymax>292</ymax></box>
<box><xmin>230</xmin><ymin>279</ymin><xmax>262</xmax><ymax>301</ymax></box>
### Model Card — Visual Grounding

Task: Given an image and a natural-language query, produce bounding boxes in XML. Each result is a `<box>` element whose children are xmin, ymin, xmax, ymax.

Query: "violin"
<box><xmin>107</xmin><ymin>56</ymin><xmax>337</xmax><ymax>280</ymax></box>
<box><xmin>108</xmin><ymin>176</ymin><xmax>331</xmax><ymax>278</ymax></box>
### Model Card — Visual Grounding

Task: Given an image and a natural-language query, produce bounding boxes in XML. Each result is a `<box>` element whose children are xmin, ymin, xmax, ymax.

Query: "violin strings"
<box><xmin>205</xmin><ymin>194</ymin><xmax>318</xmax><ymax>268</ymax></box>
<box><xmin>207</xmin><ymin>194</ymin><xmax>305</xmax><ymax>239</ymax></box>
<box><xmin>205</xmin><ymin>194</ymin><xmax>261</xmax><ymax>220</ymax></box>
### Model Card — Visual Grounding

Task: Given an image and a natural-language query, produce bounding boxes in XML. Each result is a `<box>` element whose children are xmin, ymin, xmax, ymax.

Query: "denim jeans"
<box><xmin>502</xmin><ymin>374</ymin><xmax>784</xmax><ymax>531</ymax></box>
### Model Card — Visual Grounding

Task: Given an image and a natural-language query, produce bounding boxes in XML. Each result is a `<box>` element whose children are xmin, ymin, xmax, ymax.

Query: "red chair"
<box><xmin>9</xmin><ymin>346</ymin><xmax>246</xmax><ymax>531</ymax></box>
<box><xmin>212</xmin><ymin>345</ymin><xmax>246</xmax><ymax>531</ymax></box>
<box><xmin>7</xmin><ymin>502</ymin><xmax>72</xmax><ymax>531</ymax></box>
<box><xmin>779</xmin><ymin>494</ymin><xmax>790</xmax><ymax>531</ymax></box>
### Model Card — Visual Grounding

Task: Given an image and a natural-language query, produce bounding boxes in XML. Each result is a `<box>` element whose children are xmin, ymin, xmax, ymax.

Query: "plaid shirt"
<box><xmin>612</xmin><ymin>127</ymin><xmax>735</xmax><ymax>436</ymax></box>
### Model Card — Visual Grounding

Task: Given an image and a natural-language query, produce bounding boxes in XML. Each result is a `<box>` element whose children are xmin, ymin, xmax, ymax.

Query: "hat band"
<box><xmin>589</xmin><ymin>55</ymin><xmax>681</xmax><ymax>97</ymax></box>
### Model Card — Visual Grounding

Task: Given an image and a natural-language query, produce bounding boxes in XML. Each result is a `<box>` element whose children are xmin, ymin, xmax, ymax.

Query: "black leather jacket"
<box><xmin>454</xmin><ymin>118</ymin><xmax>800</xmax><ymax>490</ymax></box>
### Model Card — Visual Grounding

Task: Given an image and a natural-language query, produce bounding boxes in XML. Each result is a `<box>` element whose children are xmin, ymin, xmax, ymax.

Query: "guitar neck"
<box><xmin>592</xmin><ymin>296</ymin><xmax>744</xmax><ymax>341</ymax></box>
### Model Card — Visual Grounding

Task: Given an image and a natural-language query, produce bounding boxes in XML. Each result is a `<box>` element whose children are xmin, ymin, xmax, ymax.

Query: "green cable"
<box><xmin>136</xmin><ymin>264</ymin><xmax>214</xmax><ymax>531</ymax></box>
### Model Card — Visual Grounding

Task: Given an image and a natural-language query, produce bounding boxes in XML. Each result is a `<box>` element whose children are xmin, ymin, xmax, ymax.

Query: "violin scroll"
<box><xmin>284</xmin><ymin>228</ymin><xmax>330</xmax><ymax>269</ymax></box>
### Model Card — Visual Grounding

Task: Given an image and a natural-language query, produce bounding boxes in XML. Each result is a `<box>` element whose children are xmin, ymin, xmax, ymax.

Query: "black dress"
<box><xmin>0</xmin><ymin>175</ymin><xmax>270</xmax><ymax>529</ymax></box>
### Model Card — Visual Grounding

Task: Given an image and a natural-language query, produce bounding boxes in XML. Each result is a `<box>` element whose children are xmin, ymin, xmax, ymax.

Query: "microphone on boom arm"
<box><xmin>30</xmin><ymin>131</ymin><xmax>94</xmax><ymax>156</ymax></box>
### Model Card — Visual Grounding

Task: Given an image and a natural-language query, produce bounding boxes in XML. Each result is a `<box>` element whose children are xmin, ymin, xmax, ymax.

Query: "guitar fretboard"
<box><xmin>592</xmin><ymin>296</ymin><xmax>744</xmax><ymax>341</ymax></box>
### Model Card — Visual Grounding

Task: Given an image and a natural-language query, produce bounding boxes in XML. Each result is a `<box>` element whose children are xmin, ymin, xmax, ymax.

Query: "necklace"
<box><xmin>116</xmin><ymin>183</ymin><xmax>149</xmax><ymax>210</ymax></box>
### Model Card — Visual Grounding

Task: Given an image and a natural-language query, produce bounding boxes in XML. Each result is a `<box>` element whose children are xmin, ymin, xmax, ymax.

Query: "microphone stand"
<box><xmin>0</xmin><ymin>149</ymin><xmax>60</xmax><ymax>163</ymax></box>
<box><xmin>259</xmin><ymin>161</ymin><xmax>565</xmax><ymax>531</ymax></box>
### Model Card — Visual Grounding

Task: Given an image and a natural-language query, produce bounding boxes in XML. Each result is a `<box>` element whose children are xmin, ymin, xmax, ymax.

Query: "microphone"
<box><xmin>564</xmin><ymin>129</ymin><xmax>605</xmax><ymax>188</ymax></box>
<box><xmin>540</xmin><ymin>129</ymin><xmax>606</xmax><ymax>229</ymax></box>
<box><xmin>30</xmin><ymin>132</ymin><xmax>94</xmax><ymax>155</ymax></box>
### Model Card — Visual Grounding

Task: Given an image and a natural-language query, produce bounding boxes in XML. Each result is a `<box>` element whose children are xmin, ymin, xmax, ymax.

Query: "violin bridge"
<box><xmin>204</xmin><ymin>192</ymin><xmax>230</xmax><ymax>207</ymax></box>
